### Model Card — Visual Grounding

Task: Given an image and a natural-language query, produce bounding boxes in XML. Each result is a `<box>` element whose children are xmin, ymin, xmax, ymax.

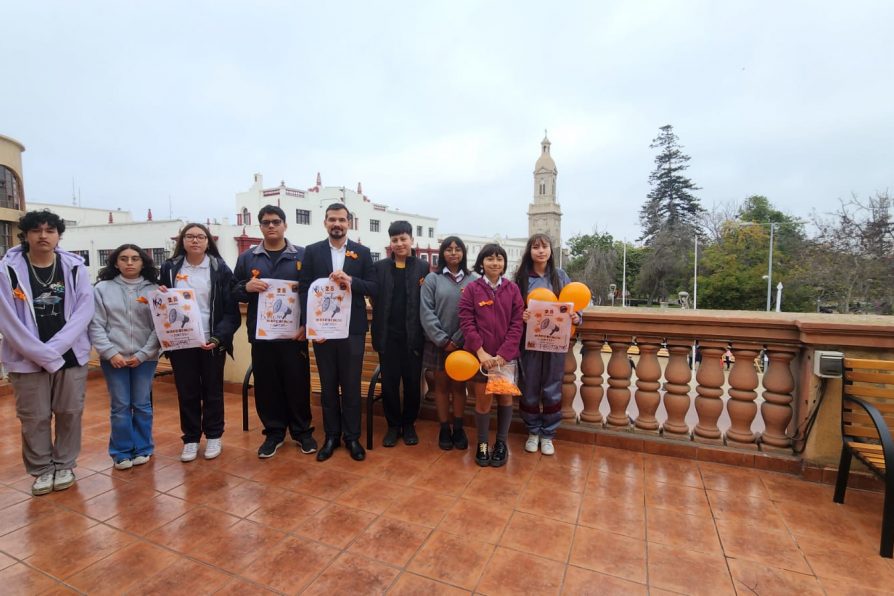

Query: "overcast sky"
<box><xmin>3</xmin><ymin>1</ymin><xmax>892</xmax><ymax>245</ymax></box>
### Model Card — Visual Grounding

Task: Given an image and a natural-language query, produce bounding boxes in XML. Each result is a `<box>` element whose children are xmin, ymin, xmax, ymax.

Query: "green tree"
<box><xmin>637</xmin><ymin>125</ymin><xmax>703</xmax><ymax>302</ymax></box>
<box><xmin>698</xmin><ymin>196</ymin><xmax>813</xmax><ymax>311</ymax></box>
<box><xmin>639</xmin><ymin>125</ymin><xmax>703</xmax><ymax>244</ymax></box>
<box><xmin>566</xmin><ymin>233</ymin><xmax>644</xmax><ymax>305</ymax></box>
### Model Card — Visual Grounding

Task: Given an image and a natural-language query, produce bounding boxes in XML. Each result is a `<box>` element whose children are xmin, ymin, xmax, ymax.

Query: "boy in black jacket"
<box><xmin>371</xmin><ymin>221</ymin><xmax>431</xmax><ymax>447</ymax></box>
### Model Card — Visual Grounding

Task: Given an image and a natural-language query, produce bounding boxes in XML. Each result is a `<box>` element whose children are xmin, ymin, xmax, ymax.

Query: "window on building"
<box><xmin>241</xmin><ymin>207</ymin><xmax>251</xmax><ymax>226</ymax></box>
<box><xmin>431</xmin><ymin>254</ymin><xmax>438</xmax><ymax>267</ymax></box>
<box><xmin>416</xmin><ymin>225</ymin><xmax>423</xmax><ymax>237</ymax></box>
<box><xmin>0</xmin><ymin>167</ymin><xmax>22</xmax><ymax>210</ymax></box>
<box><xmin>428</xmin><ymin>227</ymin><xmax>434</xmax><ymax>238</ymax></box>
<box><xmin>351</xmin><ymin>212</ymin><xmax>359</xmax><ymax>231</ymax></box>
<box><xmin>296</xmin><ymin>209</ymin><xmax>311</xmax><ymax>225</ymax></box>
<box><xmin>0</xmin><ymin>223</ymin><xmax>11</xmax><ymax>256</ymax></box>
<box><xmin>370</xmin><ymin>219</ymin><xmax>380</xmax><ymax>233</ymax></box>
<box><xmin>71</xmin><ymin>250</ymin><xmax>90</xmax><ymax>266</ymax></box>
<box><xmin>148</xmin><ymin>248</ymin><xmax>167</xmax><ymax>267</ymax></box>
<box><xmin>97</xmin><ymin>249</ymin><xmax>113</xmax><ymax>266</ymax></box>
<box><xmin>371</xmin><ymin>252</ymin><xmax>380</xmax><ymax>262</ymax></box>
<box><xmin>420</xmin><ymin>254</ymin><xmax>429</xmax><ymax>262</ymax></box>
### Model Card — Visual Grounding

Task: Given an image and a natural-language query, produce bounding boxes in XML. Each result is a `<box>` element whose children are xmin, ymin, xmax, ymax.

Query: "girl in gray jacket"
<box><xmin>89</xmin><ymin>245</ymin><xmax>160</xmax><ymax>470</ymax></box>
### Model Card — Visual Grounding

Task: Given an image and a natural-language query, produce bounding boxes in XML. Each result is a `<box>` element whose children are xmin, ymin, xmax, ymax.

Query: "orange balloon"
<box><xmin>445</xmin><ymin>350</ymin><xmax>479</xmax><ymax>382</ymax></box>
<box><xmin>527</xmin><ymin>287</ymin><xmax>558</xmax><ymax>303</ymax></box>
<box><xmin>559</xmin><ymin>282</ymin><xmax>592</xmax><ymax>311</ymax></box>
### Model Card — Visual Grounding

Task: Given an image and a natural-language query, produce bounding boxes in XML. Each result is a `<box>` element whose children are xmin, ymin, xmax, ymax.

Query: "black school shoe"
<box><xmin>489</xmin><ymin>440</ymin><xmax>509</xmax><ymax>467</ymax></box>
<box><xmin>475</xmin><ymin>442</ymin><xmax>490</xmax><ymax>467</ymax></box>
<box><xmin>438</xmin><ymin>426</ymin><xmax>454</xmax><ymax>450</ymax></box>
<box><xmin>382</xmin><ymin>427</ymin><xmax>401</xmax><ymax>448</ymax></box>
<box><xmin>402</xmin><ymin>425</ymin><xmax>419</xmax><ymax>446</ymax></box>
<box><xmin>452</xmin><ymin>426</ymin><xmax>469</xmax><ymax>450</ymax></box>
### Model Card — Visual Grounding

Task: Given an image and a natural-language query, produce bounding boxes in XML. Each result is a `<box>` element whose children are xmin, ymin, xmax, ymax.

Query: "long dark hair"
<box><xmin>438</xmin><ymin>236</ymin><xmax>469</xmax><ymax>275</ymax></box>
<box><xmin>96</xmin><ymin>244</ymin><xmax>159</xmax><ymax>283</ymax></box>
<box><xmin>514</xmin><ymin>233</ymin><xmax>560</xmax><ymax>299</ymax></box>
<box><xmin>171</xmin><ymin>223</ymin><xmax>221</xmax><ymax>259</ymax></box>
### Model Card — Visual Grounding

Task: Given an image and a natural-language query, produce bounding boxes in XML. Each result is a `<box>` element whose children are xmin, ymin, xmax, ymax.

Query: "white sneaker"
<box><xmin>114</xmin><ymin>459</ymin><xmax>133</xmax><ymax>470</ymax></box>
<box><xmin>53</xmin><ymin>469</ymin><xmax>75</xmax><ymax>491</ymax></box>
<box><xmin>181</xmin><ymin>442</ymin><xmax>199</xmax><ymax>462</ymax></box>
<box><xmin>31</xmin><ymin>472</ymin><xmax>55</xmax><ymax>496</ymax></box>
<box><xmin>132</xmin><ymin>454</ymin><xmax>151</xmax><ymax>466</ymax></box>
<box><xmin>204</xmin><ymin>438</ymin><xmax>222</xmax><ymax>460</ymax></box>
<box><xmin>525</xmin><ymin>434</ymin><xmax>540</xmax><ymax>453</ymax></box>
<box><xmin>540</xmin><ymin>438</ymin><xmax>555</xmax><ymax>456</ymax></box>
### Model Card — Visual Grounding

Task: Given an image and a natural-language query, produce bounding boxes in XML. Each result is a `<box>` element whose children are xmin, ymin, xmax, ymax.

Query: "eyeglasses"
<box><xmin>185</xmin><ymin>234</ymin><xmax>207</xmax><ymax>241</ymax></box>
<box><xmin>260</xmin><ymin>219</ymin><xmax>283</xmax><ymax>227</ymax></box>
<box><xmin>118</xmin><ymin>255</ymin><xmax>143</xmax><ymax>263</ymax></box>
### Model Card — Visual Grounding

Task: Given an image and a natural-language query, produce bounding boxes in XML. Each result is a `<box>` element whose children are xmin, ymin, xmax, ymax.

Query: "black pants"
<box><xmin>250</xmin><ymin>341</ymin><xmax>313</xmax><ymax>442</ymax></box>
<box><xmin>380</xmin><ymin>338</ymin><xmax>422</xmax><ymax>429</ymax></box>
<box><xmin>169</xmin><ymin>348</ymin><xmax>226</xmax><ymax>444</ymax></box>
<box><xmin>313</xmin><ymin>334</ymin><xmax>364</xmax><ymax>442</ymax></box>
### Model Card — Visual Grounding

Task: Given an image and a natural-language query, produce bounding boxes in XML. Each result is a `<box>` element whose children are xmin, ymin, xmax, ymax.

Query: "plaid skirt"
<box><xmin>422</xmin><ymin>341</ymin><xmax>447</xmax><ymax>371</ymax></box>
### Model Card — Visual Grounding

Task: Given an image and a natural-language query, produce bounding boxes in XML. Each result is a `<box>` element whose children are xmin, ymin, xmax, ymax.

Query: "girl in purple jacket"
<box><xmin>458</xmin><ymin>243</ymin><xmax>525</xmax><ymax>467</ymax></box>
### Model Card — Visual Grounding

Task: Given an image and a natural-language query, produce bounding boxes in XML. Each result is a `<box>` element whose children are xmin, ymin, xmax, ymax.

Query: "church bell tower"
<box><xmin>527</xmin><ymin>132</ymin><xmax>562</xmax><ymax>248</ymax></box>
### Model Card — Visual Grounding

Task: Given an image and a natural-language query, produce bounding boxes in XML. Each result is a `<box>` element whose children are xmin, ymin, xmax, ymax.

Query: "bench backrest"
<box><xmin>842</xmin><ymin>358</ymin><xmax>894</xmax><ymax>441</ymax></box>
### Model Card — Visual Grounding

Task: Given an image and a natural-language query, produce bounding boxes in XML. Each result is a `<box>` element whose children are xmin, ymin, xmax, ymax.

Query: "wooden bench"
<box><xmin>834</xmin><ymin>357</ymin><xmax>894</xmax><ymax>558</ymax></box>
<box><xmin>241</xmin><ymin>338</ymin><xmax>384</xmax><ymax>449</ymax></box>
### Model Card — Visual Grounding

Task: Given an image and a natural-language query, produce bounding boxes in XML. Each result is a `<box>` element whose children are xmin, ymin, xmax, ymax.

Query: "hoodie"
<box><xmin>89</xmin><ymin>276</ymin><xmax>160</xmax><ymax>362</ymax></box>
<box><xmin>0</xmin><ymin>245</ymin><xmax>94</xmax><ymax>373</ymax></box>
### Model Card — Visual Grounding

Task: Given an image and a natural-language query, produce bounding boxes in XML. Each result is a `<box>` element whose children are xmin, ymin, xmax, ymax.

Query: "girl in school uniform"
<box><xmin>420</xmin><ymin>236</ymin><xmax>477</xmax><ymax>450</ymax></box>
<box><xmin>514</xmin><ymin>233</ymin><xmax>581</xmax><ymax>456</ymax></box>
<box><xmin>458</xmin><ymin>243</ymin><xmax>525</xmax><ymax>467</ymax></box>
<box><xmin>89</xmin><ymin>244</ymin><xmax>160</xmax><ymax>470</ymax></box>
<box><xmin>160</xmin><ymin>223</ymin><xmax>240</xmax><ymax>462</ymax></box>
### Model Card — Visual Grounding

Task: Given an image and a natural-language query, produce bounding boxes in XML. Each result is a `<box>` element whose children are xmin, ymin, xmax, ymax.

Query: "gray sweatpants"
<box><xmin>9</xmin><ymin>365</ymin><xmax>88</xmax><ymax>476</ymax></box>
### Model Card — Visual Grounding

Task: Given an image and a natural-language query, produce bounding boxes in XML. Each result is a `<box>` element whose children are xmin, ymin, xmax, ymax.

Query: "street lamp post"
<box><xmin>693</xmin><ymin>236</ymin><xmax>698</xmax><ymax>310</ymax></box>
<box><xmin>621</xmin><ymin>241</ymin><xmax>628</xmax><ymax>308</ymax></box>
<box><xmin>765</xmin><ymin>222</ymin><xmax>777</xmax><ymax>312</ymax></box>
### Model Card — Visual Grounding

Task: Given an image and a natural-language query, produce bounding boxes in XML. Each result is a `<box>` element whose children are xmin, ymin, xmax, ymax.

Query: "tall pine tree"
<box><xmin>636</xmin><ymin>125</ymin><xmax>703</xmax><ymax>302</ymax></box>
<box><xmin>639</xmin><ymin>125</ymin><xmax>703</xmax><ymax>244</ymax></box>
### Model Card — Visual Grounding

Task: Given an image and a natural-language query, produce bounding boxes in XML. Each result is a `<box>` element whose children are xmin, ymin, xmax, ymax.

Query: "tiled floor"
<box><xmin>0</xmin><ymin>377</ymin><xmax>892</xmax><ymax>595</ymax></box>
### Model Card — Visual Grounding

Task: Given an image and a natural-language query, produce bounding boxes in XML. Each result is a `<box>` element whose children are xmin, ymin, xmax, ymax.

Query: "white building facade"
<box><xmin>30</xmin><ymin>173</ymin><xmax>442</xmax><ymax>280</ymax></box>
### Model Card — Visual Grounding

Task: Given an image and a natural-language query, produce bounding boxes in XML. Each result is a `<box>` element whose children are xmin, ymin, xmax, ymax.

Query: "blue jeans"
<box><xmin>101</xmin><ymin>360</ymin><xmax>157</xmax><ymax>462</ymax></box>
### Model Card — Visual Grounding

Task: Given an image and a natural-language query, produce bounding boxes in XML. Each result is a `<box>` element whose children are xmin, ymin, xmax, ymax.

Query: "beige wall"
<box><xmin>0</xmin><ymin>135</ymin><xmax>26</xmax><ymax>248</ymax></box>
<box><xmin>0</xmin><ymin>134</ymin><xmax>25</xmax><ymax>185</ymax></box>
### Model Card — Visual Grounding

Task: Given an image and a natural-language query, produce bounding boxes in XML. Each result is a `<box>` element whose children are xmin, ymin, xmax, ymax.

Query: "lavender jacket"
<box><xmin>0</xmin><ymin>246</ymin><xmax>94</xmax><ymax>373</ymax></box>
<box><xmin>458</xmin><ymin>276</ymin><xmax>525</xmax><ymax>362</ymax></box>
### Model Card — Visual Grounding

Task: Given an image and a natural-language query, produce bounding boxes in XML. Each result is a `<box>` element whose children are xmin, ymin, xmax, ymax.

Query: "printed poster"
<box><xmin>256</xmin><ymin>279</ymin><xmax>300</xmax><ymax>340</ymax></box>
<box><xmin>306</xmin><ymin>277</ymin><xmax>351</xmax><ymax>340</ymax></box>
<box><xmin>148</xmin><ymin>289</ymin><xmax>206</xmax><ymax>351</ymax></box>
<box><xmin>524</xmin><ymin>299</ymin><xmax>574</xmax><ymax>353</ymax></box>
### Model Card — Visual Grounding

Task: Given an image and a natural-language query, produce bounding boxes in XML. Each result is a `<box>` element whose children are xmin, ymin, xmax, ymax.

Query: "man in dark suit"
<box><xmin>299</xmin><ymin>203</ymin><xmax>378</xmax><ymax>462</ymax></box>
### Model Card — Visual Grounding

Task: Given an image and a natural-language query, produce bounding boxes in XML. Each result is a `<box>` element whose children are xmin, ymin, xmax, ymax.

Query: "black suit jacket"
<box><xmin>299</xmin><ymin>239</ymin><xmax>378</xmax><ymax>335</ymax></box>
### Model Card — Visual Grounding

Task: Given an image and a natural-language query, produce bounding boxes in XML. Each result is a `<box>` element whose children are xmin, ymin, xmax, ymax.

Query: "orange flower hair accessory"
<box><xmin>346</xmin><ymin>250</ymin><xmax>359</xmax><ymax>260</ymax></box>
<box><xmin>418</xmin><ymin>277</ymin><xmax>425</xmax><ymax>286</ymax></box>
<box><xmin>12</xmin><ymin>287</ymin><xmax>26</xmax><ymax>301</ymax></box>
